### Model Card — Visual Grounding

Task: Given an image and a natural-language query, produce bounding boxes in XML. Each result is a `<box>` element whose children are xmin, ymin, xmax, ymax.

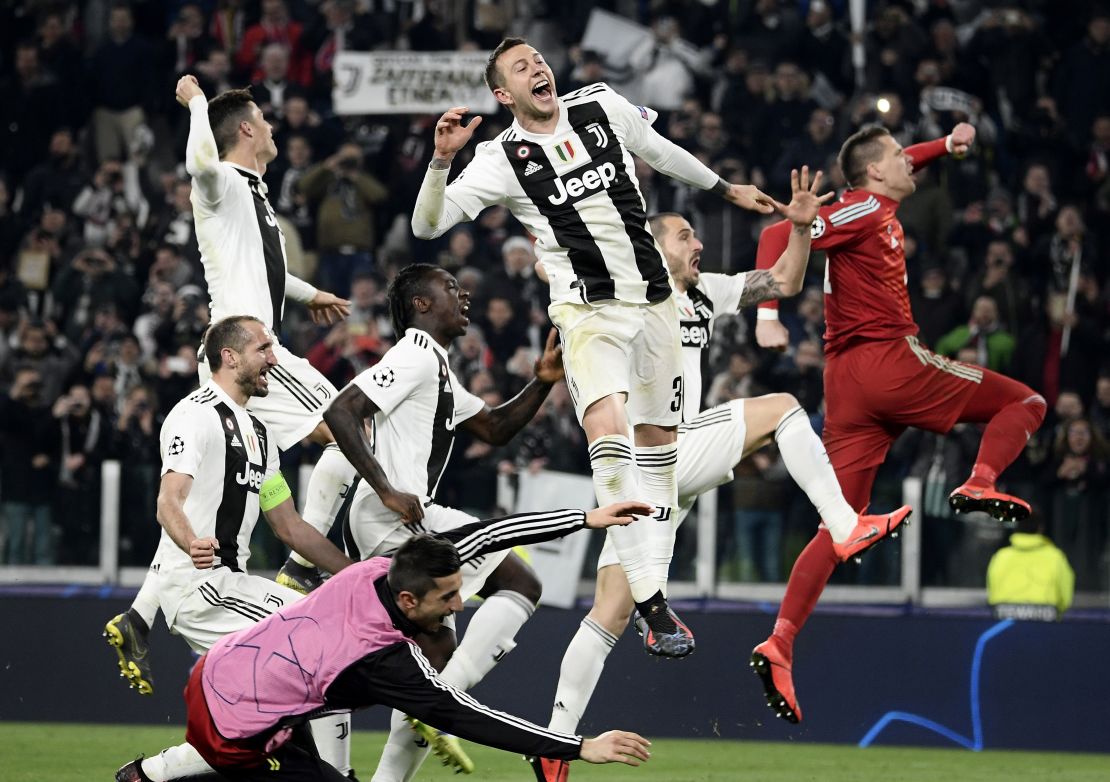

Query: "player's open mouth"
<box><xmin>691</xmin><ymin>255</ymin><xmax>700</xmax><ymax>271</ymax></box>
<box><xmin>531</xmin><ymin>80</ymin><xmax>552</xmax><ymax>101</ymax></box>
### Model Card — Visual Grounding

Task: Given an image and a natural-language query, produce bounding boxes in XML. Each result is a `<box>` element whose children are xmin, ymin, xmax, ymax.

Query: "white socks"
<box><xmin>131</xmin><ymin>571</ymin><xmax>161</xmax><ymax>629</ymax></box>
<box><xmin>291</xmin><ymin>444</ymin><xmax>357</xmax><ymax>567</ymax></box>
<box><xmin>310</xmin><ymin>712</ymin><xmax>352</xmax><ymax>776</ymax></box>
<box><xmin>774</xmin><ymin>407</ymin><xmax>857</xmax><ymax>542</ymax></box>
<box><xmin>441</xmin><ymin>591</ymin><xmax>535</xmax><ymax>689</ymax></box>
<box><xmin>635</xmin><ymin>443</ymin><xmax>679</xmax><ymax>589</ymax></box>
<box><xmin>140</xmin><ymin>742</ymin><xmax>213</xmax><ymax>780</ymax></box>
<box><xmin>548</xmin><ymin>617</ymin><xmax>618</xmax><ymax>734</ymax></box>
<box><xmin>371</xmin><ymin>591</ymin><xmax>535</xmax><ymax>782</ymax></box>
<box><xmin>588</xmin><ymin>435</ymin><xmax>657</xmax><ymax>602</ymax></box>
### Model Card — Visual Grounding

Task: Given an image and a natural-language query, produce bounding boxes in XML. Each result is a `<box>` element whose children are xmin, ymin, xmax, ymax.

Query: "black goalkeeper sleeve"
<box><xmin>437</xmin><ymin>508</ymin><xmax>588</xmax><ymax>563</ymax></box>
<box><xmin>324</xmin><ymin>641</ymin><xmax>583</xmax><ymax>761</ymax></box>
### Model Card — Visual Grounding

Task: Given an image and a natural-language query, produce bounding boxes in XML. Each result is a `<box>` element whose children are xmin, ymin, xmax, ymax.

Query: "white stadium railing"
<box><xmin>1</xmin><ymin>462</ymin><xmax>1106</xmax><ymax>610</ymax></box>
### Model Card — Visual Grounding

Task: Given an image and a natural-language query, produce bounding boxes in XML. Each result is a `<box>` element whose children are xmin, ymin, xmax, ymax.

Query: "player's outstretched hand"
<box><xmin>176</xmin><ymin>75</ymin><xmax>205</xmax><ymax>107</ymax></box>
<box><xmin>434</xmin><ymin>106</ymin><xmax>483</xmax><ymax>161</ymax></box>
<box><xmin>755</xmin><ymin>318</ymin><xmax>790</xmax><ymax>352</ymax></box>
<box><xmin>777</xmin><ymin>166</ymin><xmax>834</xmax><ymax>228</ymax></box>
<box><xmin>533</xmin><ymin>328</ymin><xmax>564</xmax><ymax>384</ymax></box>
<box><xmin>723</xmin><ymin>183</ymin><xmax>776</xmax><ymax>215</ymax></box>
<box><xmin>585</xmin><ymin>502</ymin><xmax>654</xmax><ymax>529</ymax></box>
<box><xmin>580</xmin><ymin>730</ymin><xmax>652</xmax><ymax>766</ymax></box>
<box><xmin>189</xmin><ymin>536</ymin><xmax>219</xmax><ymax>569</ymax></box>
<box><xmin>382</xmin><ymin>488</ymin><xmax>425</xmax><ymax>524</ymax></box>
<box><xmin>949</xmin><ymin>122</ymin><xmax>976</xmax><ymax>156</ymax></box>
<box><xmin>307</xmin><ymin>290</ymin><xmax>352</xmax><ymax>325</ymax></box>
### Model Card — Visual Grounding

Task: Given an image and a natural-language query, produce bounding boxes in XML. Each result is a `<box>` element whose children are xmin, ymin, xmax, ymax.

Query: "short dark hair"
<box><xmin>838</xmin><ymin>125</ymin><xmax>891</xmax><ymax>188</ymax></box>
<box><xmin>386</xmin><ymin>263</ymin><xmax>439</xmax><ymax>337</ymax></box>
<box><xmin>203</xmin><ymin>315</ymin><xmax>262</xmax><ymax>370</ymax></box>
<box><xmin>388</xmin><ymin>534</ymin><xmax>461</xmax><ymax>598</ymax></box>
<box><xmin>647</xmin><ymin>212</ymin><xmax>685</xmax><ymax>239</ymax></box>
<box><xmin>485</xmin><ymin>37</ymin><xmax>529</xmax><ymax>90</ymax></box>
<box><xmin>207</xmin><ymin>88</ymin><xmax>256</xmax><ymax>158</ymax></box>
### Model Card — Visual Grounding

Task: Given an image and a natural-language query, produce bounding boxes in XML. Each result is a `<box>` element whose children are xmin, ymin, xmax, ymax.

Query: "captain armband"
<box><xmin>259</xmin><ymin>472</ymin><xmax>293</xmax><ymax>511</ymax></box>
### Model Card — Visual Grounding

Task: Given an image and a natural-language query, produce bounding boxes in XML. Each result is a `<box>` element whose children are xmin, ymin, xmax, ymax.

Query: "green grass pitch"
<box><xmin>2</xmin><ymin>723</ymin><xmax>1105</xmax><ymax>781</ymax></box>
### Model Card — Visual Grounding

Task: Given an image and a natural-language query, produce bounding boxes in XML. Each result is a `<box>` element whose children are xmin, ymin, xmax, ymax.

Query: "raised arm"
<box><xmin>737</xmin><ymin>167</ymin><xmax>832</xmax><ymax>309</ymax></box>
<box><xmin>623</xmin><ymin>104</ymin><xmax>775</xmax><ymax>215</ymax></box>
<box><xmin>323</xmin><ymin>383</ymin><xmax>425</xmax><ymax>523</ymax></box>
<box><xmin>442</xmin><ymin>502</ymin><xmax>652</xmax><ymax>563</ymax></box>
<box><xmin>412</xmin><ymin>106</ymin><xmax>485</xmax><ymax>240</ymax></box>
<box><xmin>458</xmin><ymin>329</ymin><xmax>562</xmax><ymax>445</ymax></box>
<box><xmin>906</xmin><ymin>122</ymin><xmax>975</xmax><ymax>172</ymax></box>
<box><xmin>177</xmin><ymin>75</ymin><xmax>225</xmax><ymax>205</ymax></box>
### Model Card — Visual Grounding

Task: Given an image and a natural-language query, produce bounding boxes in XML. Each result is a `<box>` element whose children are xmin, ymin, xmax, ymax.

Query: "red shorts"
<box><xmin>822</xmin><ymin>336</ymin><xmax>983</xmax><ymax>473</ymax></box>
<box><xmin>184</xmin><ymin>654</ymin><xmax>272</xmax><ymax>769</ymax></box>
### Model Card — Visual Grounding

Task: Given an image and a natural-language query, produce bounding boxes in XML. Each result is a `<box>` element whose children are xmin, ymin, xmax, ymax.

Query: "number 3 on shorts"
<box><xmin>670</xmin><ymin>376</ymin><xmax>683</xmax><ymax>413</ymax></box>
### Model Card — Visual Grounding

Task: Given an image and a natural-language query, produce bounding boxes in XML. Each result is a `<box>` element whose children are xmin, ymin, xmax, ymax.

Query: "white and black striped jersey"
<box><xmin>430</xmin><ymin>83</ymin><xmax>719</xmax><ymax>306</ymax></box>
<box><xmin>151</xmin><ymin>380</ymin><xmax>279</xmax><ymax>597</ymax></box>
<box><xmin>674</xmin><ymin>273</ymin><xmax>747</xmax><ymax>421</ymax></box>
<box><xmin>345</xmin><ymin>328</ymin><xmax>484</xmax><ymax>504</ymax></box>
<box><xmin>187</xmin><ymin>98</ymin><xmax>296</xmax><ymax>333</ymax></box>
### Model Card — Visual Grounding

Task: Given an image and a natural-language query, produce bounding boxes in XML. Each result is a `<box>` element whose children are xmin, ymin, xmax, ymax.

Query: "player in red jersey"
<box><xmin>747</xmin><ymin>124</ymin><xmax>1047</xmax><ymax>724</ymax></box>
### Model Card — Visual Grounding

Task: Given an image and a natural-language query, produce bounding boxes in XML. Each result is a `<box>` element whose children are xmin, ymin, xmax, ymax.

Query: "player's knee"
<box><xmin>587</xmin><ymin>603</ymin><xmax>631</xmax><ymax>637</ymax></box>
<box><xmin>1025</xmin><ymin>393</ymin><xmax>1047</xmax><ymax>424</ymax></box>
<box><xmin>773</xmin><ymin>392</ymin><xmax>802</xmax><ymax>417</ymax></box>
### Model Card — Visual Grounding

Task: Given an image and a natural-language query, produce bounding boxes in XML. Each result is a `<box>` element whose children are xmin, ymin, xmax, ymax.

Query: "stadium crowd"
<box><xmin>0</xmin><ymin>0</ymin><xmax>1107</xmax><ymax>594</ymax></box>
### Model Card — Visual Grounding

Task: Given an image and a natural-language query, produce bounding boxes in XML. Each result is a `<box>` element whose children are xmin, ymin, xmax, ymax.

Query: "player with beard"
<box><xmin>749</xmin><ymin>124</ymin><xmax>1046</xmax><ymax>724</ymax></box>
<box><xmin>106</xmin><ymin>78</ymin><xmax>355</xmax><ymax>726</ymax></box>
<box><xmin>527</xmin><ymin>170</ymin><xmax>911</xmax><ymax>781</ymax></box>
<box><xmin>113</xmin><ymin>316</ymin><xmax>355</xmax><ymax>782</ymax></box>
<box><xmin>413</xmin><ymin>37</ymin><xmax>780</xmax><ymax>661</ymax></box>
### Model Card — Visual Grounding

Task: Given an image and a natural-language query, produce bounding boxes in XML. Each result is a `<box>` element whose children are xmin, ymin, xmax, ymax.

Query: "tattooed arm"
<box><xmin>739</xmin><ymin>167</ymin><xmax>832</xmax><ymax>308</ymax></box>
<box><xmin>738</xmin><ymin>222</ymin><xmax>811</xmax><ymax>307</ymax></box>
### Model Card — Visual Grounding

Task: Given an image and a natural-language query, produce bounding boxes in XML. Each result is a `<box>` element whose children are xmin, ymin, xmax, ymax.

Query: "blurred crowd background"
<box><xmin>0</xmin><ymin>0</ymin><xmax>1107</xmax><ymax>598</ymax></box>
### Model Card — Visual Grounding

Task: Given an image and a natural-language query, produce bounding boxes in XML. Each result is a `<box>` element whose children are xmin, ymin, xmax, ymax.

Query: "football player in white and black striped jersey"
<box><xmin>412</xmin><ymin>37</ymin><xmax>780</xmax><ymax>660</ymax></box>
<box><xmin>104</xmin><ymin>76</ymin><xmax>362</xmax><ymax>777</ymax></box>
<box><xmin>324</xmin><ymin>263</ymin><xmax>574</xmax><ymax>781</ymax></box>
<box><xmin>114</xmin><ymin>316</ymin><xmax>356</xmax><ymax>782</ymax></box>
<box><xmin>533</xmin><ymin>172</ymin><xmax>912</xmax><ymax>775</ymax></box>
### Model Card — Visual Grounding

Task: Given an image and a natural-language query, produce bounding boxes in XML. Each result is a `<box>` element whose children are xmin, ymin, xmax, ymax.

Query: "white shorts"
<box><xmin>549</xmin><ymin>297</ymin><xmax>683</xmax><ymax>427</ymax></box>
<box><xmin>198</xmin><ymin>342</ymin><xmax>336</xmax><ymax>451</ymax></box>
<box><xmin>162</xmin><ymin>567</ymin><xmax>304</xmax><ymax>654</ymax></box>
<box><xmin>597</xmin><ymin>399</ymin><xmax>747</xmax><ymax>569</ymax></box>
<box><xmin>346</xmin><ymin>490</ymin><xmax>509</xmax><ymax>602</ymax></box>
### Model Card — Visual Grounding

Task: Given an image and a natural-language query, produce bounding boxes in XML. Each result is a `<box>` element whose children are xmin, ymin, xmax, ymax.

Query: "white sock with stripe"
<box><xmin>290</xmin><ymin>444</ymin><xmax>357</xmax><ymax>568</ymax></box>
<box><xmin>635</xmin><ymin>443</ymin><xmax>679</xmax><ymax>589</ymax></box>
<box><xmin>549</xmin><ymin>617</ymin><xmax>619</xmax><ymax>733</ymax></box>
<box><xmin>588</xmin><ymin>435</ymin><xmax>658</xmax><ymax>602</ymax></box>
<box><xmin>773</xmin><ymin>407</ymin><xmax>857</xmax><ymax>542</ymax></box>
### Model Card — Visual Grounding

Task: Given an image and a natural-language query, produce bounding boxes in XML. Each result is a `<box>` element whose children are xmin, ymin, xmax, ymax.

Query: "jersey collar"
<box><xmin>509</xmin><ymin>100</ymin><xmax>566</xmax><ymax>140</ymax></box>
<box><xmin>405</xmin><ymin>327</ymin><xmax>448</xmax><ymax>357</ymax></box>
<box><xmin>374</xmin><ymin>573</ymin><xmax>424</xmax><ymax>637</ymax></box>
<box><xmin>227</xmin><ymin>162</ymin><xmax>268</xmax><ymax>194</ymax></box>
<box><xmin>205</xmin><ymin>378</ymin><xmax>247</xmax><ymax>412</ymax></box>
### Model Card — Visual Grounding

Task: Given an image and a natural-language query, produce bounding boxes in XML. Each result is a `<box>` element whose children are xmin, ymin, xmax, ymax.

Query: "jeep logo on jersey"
<box><xmin>548</xmin><ymin>161</ymin><xmax>618</xmax><ymax>205</ymax></box>
<box><xmin>235</xmin><ymin>463</ymin><xmax>265</xmax><ymax>491</ymax></box>
<box><xmin>680</xmin><ymin>324</ymin><xmax>710</xmax><ymax>347</ymax></box>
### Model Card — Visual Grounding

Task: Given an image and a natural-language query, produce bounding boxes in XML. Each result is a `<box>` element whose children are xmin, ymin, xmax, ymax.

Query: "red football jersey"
<box><xmin>756</xmin><ymin>137</ymin><xmax>949</xmax><ymax>356</ymax></box>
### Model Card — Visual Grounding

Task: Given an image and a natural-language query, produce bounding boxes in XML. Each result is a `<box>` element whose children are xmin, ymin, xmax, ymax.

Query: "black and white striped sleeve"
<box><xmin>438</xmin><ymin>509</ymin><xmax>589</xmax><ymax>563</ymax></box>
<box><xmin>325</xmin><ymin>641</ymin><xmax>583</xmax><ymax>761</ymax></box>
